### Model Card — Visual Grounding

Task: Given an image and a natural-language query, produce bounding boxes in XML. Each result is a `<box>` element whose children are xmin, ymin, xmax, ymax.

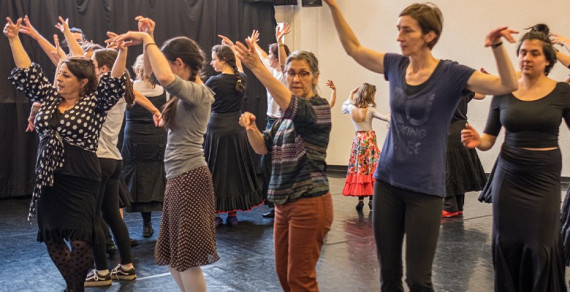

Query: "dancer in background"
<box><xmin>205</xmin><ymin>41</ymin><xmax>263</xmax><ymax>227</ymax></box>
<box><xmin>442</xmin><ymin>90</ymin><xmax>486</xmax><ymax>218</ymax></box>
<box><xmin>323</xmin><ymin>1</ymin><xmax>518</xmax><ymax>290</ymax></box>
<box><xmin>341</xmin><ymin>83</ymin><xmax>389</xmax><ymax>212</ymax></box>
<box><xmin>122</xmin><ymin>53</ymin><xmax>168</xmax><ymax>238</ymax></box>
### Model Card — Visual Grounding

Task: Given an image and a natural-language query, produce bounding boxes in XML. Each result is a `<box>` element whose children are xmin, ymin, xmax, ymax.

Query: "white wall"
<box><xmin>276</xmin><ymin>0</ymin><xmax>570</xmax><ymax>176</ymax></box>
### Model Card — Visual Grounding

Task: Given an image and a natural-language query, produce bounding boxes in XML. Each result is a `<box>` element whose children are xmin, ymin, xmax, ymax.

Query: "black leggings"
<box><xmin>373</xmin><ymin>181</ymin><xmax>443</xmax><ymax>292</ymax></box>
<box><xmin>93</xmin><ymin>158</ymin><xmax>133</xmax><ymax>269</ymax></box>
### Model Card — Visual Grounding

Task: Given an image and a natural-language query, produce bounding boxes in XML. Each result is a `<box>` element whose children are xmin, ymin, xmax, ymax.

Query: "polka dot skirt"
<box><xmin>155</xmin><ymin>166</ymin><xmax>220</xmax><ymax>271</ymax></box>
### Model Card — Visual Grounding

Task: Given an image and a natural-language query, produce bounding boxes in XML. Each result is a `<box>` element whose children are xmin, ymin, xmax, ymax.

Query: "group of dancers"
<box><xmin>5</xmin><ymin>0</ymin><xmax>570</xmax><ymax>291</ymax></box>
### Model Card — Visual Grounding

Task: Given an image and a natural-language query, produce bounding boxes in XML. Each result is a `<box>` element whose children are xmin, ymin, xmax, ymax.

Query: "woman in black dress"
<box><xmin>462</xmin><ymin>24</ymin><xmax>569</xmax><ymax>291</ymax></box>
<box><xmin>4</xmin><ymin>17</ymin><xmax>127</xmax><ymax>292</ymax></box>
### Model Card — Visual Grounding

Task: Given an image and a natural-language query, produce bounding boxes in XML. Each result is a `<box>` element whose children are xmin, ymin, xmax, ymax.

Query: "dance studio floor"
<box><xmin>1</xmin><ymin>172</ymin><xmax>568</xmax><ymax>291</ymax></box>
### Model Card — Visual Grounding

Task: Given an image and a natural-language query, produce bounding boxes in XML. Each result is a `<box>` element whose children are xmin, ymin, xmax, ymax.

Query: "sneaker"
<box><xmin>442</xmin><ymin>210</ymin><xmax>461</xmax><ymax>218</ymax></box>
<box><xmin>84</xmin><ymin>269</ymin><xmax>112</xmax><ymax>287</ymax></box>
<box><xmin>110</xmin><ymin>264</ymin><xmax>137</xmax><ymax>281</ymax></box>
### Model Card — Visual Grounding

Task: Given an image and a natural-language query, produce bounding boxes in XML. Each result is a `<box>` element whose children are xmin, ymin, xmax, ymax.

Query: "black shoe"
<box><xmin>368</xmin><ymin>200</ymin><xmax>373</xmax><ymax>211</ymax></box>
<box><xmin>356</xmin><ymin>201</ymin><xmax>364</xmax><ymax>212</ymax></box>
<box><xmin>262</xmin><ymin>208</ymin><xmax>275</xmax><ymax>218</ymax></box>
<box><xmin>143</xmin><ymin>223</ymin><xmax>154</xmax><ymax>238</ymax></box>
<box><xmin>130</xmin><ymin>238</ymin><xmax>139</xmax><ymax>247</ymax></box>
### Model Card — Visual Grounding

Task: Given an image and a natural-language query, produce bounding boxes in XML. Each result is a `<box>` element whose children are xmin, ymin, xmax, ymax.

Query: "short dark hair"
<box><xmin>399</xmin><ymin>3</ymin><xmax>443</xmax><ymax>50</ymax></box>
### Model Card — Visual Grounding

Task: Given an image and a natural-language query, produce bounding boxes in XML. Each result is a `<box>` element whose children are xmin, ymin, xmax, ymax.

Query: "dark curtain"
<box><xmin>0</xmin><ymin>0</ymin><xmax>276</xmax><ymax>198</ymax></box>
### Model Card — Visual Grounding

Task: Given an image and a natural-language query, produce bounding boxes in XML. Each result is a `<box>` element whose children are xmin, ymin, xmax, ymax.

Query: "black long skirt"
<box><xmin>491</xmin><ymin>144</ymin><xmax>566</xmax><ymax>292</ymax></box>
<box><xmin>203</xmin><ymin>111</ymin><xmax>263</xmax><ymax>213</ymax></box>
<box><xmin>445</xmin><ymin>119</ymin><xmax>486</xmax><ymax>196</ymax></box>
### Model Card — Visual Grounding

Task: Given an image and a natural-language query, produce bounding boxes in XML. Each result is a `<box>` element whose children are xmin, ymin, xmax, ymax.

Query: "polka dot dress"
<box><xmin>9</xmin><ymin>63</ymin><xmax>126</xmax><ymax>221</ymax></box>
<box><xmin>155</xmin><ymin>166</ymin><xmax>220</xmax><ymax>271</ymax></box>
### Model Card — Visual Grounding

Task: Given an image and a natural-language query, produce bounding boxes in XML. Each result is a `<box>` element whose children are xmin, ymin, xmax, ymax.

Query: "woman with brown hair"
<box><xmin>115</xmin><ymin>16</ymin><xmax>219</xmax><ymax>292</ymax></box>
<box><xmin>323</xmin><ymin>1</ymin><xmax>518</xmax><ymax>290</ymax></box>
<box><xmin>4</xmin><ymin>17</ymin><xmax>127</xmax><ymax>292</ymax></box>
<box><xmin>205</xmin><ymin>44</ymin><xmax>263</xmax><ymax>227</ymax></box>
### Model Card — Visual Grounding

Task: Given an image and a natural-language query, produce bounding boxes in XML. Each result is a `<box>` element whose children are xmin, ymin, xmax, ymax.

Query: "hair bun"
<box><xmin>528</xmin><ymin>23</ymin><xmax>550</xmax><ymax>35</ymax></box>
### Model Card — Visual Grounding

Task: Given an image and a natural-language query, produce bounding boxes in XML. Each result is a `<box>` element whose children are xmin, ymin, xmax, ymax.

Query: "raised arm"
<box><xmin>249</xmin><ymin>29</ymin><xmax>268</xmax><ymax>60</ymax></box>
<box><xmin>115</xmin><ymin>30</ymin><xmax>175</xmax><ymax>86</ymax></box>
<box><xmin>326</xmin><ymin>80</ymin><xmax>336</xmax><ymax>108</ymax></box>
<box><xmin>466</xmin><ymin>27</ymin><xmax>518</xmax><ymax>95</ymax></box>
<box><xmin>3</xmin><ymin>17</ymin><xmax>32</xmax><ymax>68</ymax></box>
<box><xmin>323</xmin><ymin>0</ymin><xmax>385</xmax><ymax>74</ymax></box>
<box><xmin>276</xmin><ymin>23</ymin><xmax>290</xmax><ymax>71</ymax></box>
<box><xmin>218</xmin><ymin>34</ymin><xmax>243</xmax><ymax>73</ymax></box>
<box><xmin>55</xmin><ymin>17</ymin><xmax>83</xmax><ymax>57</ymax></box>
<box><xmin>235</xmin><ymin>39</ymin><xmax>291</xmax><ymax>110</ymax></box>
<box><xmin>551</xmin><ymin>32</ymin><xmax>570</xmax><ymax>53</ymax></box>
<box><xmin>135</xmin><ymin>16</ymin><xmax>156</xmax><ymax>78</ymax></box>
<box><xmin>19</xmin><ymin>15</ymin><xmax>61</xmax><ymax>65</ymax></box>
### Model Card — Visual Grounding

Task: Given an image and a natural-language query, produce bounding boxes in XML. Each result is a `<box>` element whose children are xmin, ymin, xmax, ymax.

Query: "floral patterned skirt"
<box><xmin>342</xmin><ymin>131</ymin><xmax>380</xmax><ymax>197</ymax></box>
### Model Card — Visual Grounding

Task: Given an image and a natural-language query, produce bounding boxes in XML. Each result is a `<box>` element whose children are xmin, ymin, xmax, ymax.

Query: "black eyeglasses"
<box><xmin>285</xmin><ymin>70</ymin><xmax>311</xmax><ymax>79</ymax></box>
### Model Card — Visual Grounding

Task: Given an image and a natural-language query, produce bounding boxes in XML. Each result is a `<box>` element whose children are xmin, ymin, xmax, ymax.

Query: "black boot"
<box><xmin>143</xmin><ymin>223</ymin><xmax>154</xmax><ymax>238</ymax></box>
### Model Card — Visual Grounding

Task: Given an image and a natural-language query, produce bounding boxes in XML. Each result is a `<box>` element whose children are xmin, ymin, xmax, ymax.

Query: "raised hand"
<box><xmin>275</xmin><ymin>23</ymin><xmax>290</xmax><ymax>42</ymax></box>
<box><xmin>235</xmin><ymin>39</ymin><xmax>262</xmax><ymax>70</ymax></box>
<box><xmin>218</xmin><ymin>34</ymin><xmax>235</xmax><ymax>47</ymax></box>
<box><xmin>239</xmin><ymin>112</ymin><xmax>258</xmax><ymax>131</ymax></box>
<box><xmin>248</xmin><ymin>29</ymin><xmax>260</xmax><ymax>44</ymax></box>
<box><xmin>551</xmin><ymin>32</ymin><xmax>570</xmax><ymax>51</ymax></box>
<box><xmin>114</xmin><ymin>31</ymin><xmax>153</xmax><ymax>47</ymax></box>
<box><xmin>326</xmin><ymin>80</ymin><xmax>336</xmax><ymax>90</ymax></box>
<box><xmin>49</xmin><ymin>34</ymin><xmax>65</xmax><ymax>61</ymax></box>
<box><xmin>104</xmin><ymin>31</ymin><xmax>125</xmax><ymax>49</ymax></box>
<box><xmin>54</xmin><ymin>16</ymin><xmax>70</xmax><ymax>34</ymax></box>
<box><xmin>3</xmin><ymin>17</ymin><xmax>22</xmax><ymax>39</ymax></box>
<box><xmin>485</xmin><ymin>26</ymin><xmax>518</xmax><ymax>47</ymax></box>
<box><xmin>135</xmin><ymin>16</ymin><xmax>155</xmax><ymax>36</ymax></box>
<box><xmin>460</xmin><ymin>123</ymin><xmax>481</xmax><ymax>149</ymax></box>
<box><xmin>19</xmin><ymin>15</ymin><xmax>40</xmax><ymax>39</ymax></box>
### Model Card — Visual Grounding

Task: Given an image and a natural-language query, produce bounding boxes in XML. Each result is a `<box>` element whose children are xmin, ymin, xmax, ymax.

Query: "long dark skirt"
<box><xmin>491</xmin><ymin>144</ymin><xmax>566</xmax><ymax>292</ymax></box>
<box><xmin>203</xmin><ymin>111</ymin><xmax>263</xmax><ymax>213</ymax></box>
<box><xmin>445</xmin><ymin>119</ymin><xmax>486</xmax><ymax>196</ymax></box>
<box><xmin>121</xmin><ymin>120</ymin><xmax>167</xmax><ymax>213</ymax></box>
<box><xmin>37</xmin><ymin>173</ymin><xmax>99</xmax><ymax>243</ymax></box>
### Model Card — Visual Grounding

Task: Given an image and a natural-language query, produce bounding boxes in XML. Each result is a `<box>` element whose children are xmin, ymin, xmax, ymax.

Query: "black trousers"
<box><xmin>93</xmin><ymin>158</ymin><xmax>133</xmax><ymax>269</ymax></box>
<box><xmin>373</xmin><ymin>181</ymin><xmax>443</xmax><ymax>292</ymax></box>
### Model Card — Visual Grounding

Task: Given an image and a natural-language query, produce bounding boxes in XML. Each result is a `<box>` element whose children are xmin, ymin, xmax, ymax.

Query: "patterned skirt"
<box><xmin>342</xmin><ymin>131</ymin><xmax>380</xmax><ymax>197</ymax></box>
<box><xmin>154</xmin><ymin>166</ymin><xmax>220</xmax><ymax>271</ymax></box>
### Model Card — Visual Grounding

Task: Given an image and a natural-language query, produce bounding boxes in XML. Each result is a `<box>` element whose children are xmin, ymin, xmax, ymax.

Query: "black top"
<box><xmin>48</xmin><ymin>110</ymin><xmax>100</xmax><ymax>179</ymax></box>
<box><xmin>452</xmin><ymin>90</ymin><xmax>475</xmax><ymax>121</ymax></box>
<box><xmin>206</xmin><ymin>73</ymin><xmax>247</xmax><ymax>113</ymax></box>
<box><xmin>484</xmin><ymin>82</ymin><xmax>570</xmax><ymax>148</ymax></box>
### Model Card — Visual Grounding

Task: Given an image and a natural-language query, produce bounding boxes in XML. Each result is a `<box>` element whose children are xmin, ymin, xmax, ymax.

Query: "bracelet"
<box><xmin>491</xmin><ymin>41</ymin><xmax>503</xmax><ymax>49</ymax></box>
<box><xmin>278</xmin><ymin>44</ymin><xmax>285</xmax><ymax>47</ymax></box>
<box><xmin>144</xmin><ymin>42</ymin><xmax>157</xmax><ymax>50</ymax></box>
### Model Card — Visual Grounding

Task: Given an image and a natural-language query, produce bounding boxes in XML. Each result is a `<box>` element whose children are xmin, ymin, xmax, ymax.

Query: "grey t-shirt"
<box><xmin>163</xmin><ymin>75</ymin><xmax>215</xmax><ymax>179</ymax></box>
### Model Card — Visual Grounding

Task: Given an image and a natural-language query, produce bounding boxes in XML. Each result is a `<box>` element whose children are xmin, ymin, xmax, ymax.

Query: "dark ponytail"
<box><xmin>212</xmin><ymin>45</ymin><xmax>245</xmax><ymax>93</ymax></box>
<box><xmin>160</xmin><ymin>37</ymin><xmax>205</xmax><ymax>129</ymax></box>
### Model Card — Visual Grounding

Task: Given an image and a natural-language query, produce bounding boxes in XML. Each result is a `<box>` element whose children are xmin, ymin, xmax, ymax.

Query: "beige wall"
<box><xmin>275</xmin><ymin>0</ymin><xmax>570</xmax><ymax>176</ymax></box>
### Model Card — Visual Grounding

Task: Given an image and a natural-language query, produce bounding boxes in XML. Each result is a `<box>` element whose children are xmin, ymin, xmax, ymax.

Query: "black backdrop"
<box><xmin>0</xmin><ymin>0</ymin><xmax>278</xmax><ymax>198</ymax></box>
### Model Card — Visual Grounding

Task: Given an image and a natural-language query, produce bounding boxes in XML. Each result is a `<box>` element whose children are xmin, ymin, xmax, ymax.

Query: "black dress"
<box><xmin>121</xmin><ymin>83</ymin><xmax>168</xmax><ymax>213</ymax></box>
<box><xmin>204</xmin><ymin>73</ymin><xmax>263</xmax><ymax>212</ymax></box>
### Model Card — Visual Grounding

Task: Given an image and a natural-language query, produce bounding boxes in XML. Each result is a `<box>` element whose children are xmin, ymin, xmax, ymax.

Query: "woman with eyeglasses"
<box><xmin>341</xmin><ymin>83</ymin><xmax>389</xmax><ymax>212</ymax></box>
<box><xmin>236</xmin><ymin>43</ymin><xmax>332</xmax><ymax>290</ymax></box>
<box><xmin>324</xmin><ymin>1</ymin><xmax>518</xmax><ymax>290</ymax></box>
<box><xmin>4</xmin><ymin>17</ymin><xmax>127</xmax><ymax>292</ymax></box>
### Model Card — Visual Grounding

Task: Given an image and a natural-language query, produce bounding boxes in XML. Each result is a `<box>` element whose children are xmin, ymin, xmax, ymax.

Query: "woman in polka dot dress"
<box><xmin>4</xmin><ymin>17</ymin><xmax>127</xmax><ymax>292</ymax></box>
<box><xmin>115</xmin><ymin>16</ymin><xmax>219</xmax><ymax>292</ymax></box>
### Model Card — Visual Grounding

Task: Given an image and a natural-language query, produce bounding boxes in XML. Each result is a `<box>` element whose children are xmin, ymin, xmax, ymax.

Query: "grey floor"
<box><xmin>1</xmin><ymin>173</ymin><xmax>568</xmax><ymax>292</ymax></box>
